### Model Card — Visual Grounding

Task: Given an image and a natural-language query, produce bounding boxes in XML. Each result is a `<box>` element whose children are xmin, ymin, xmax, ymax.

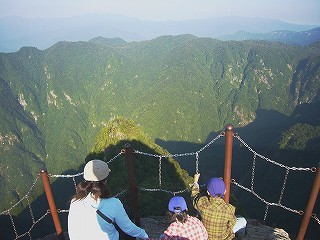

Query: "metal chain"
<box><xmin>232</xmin><ymin>179</ymin><xmax>303</xmax><ymax>218</ymax></box>
<box><xmin>9</xmin><ymin>211</ymin><xmax>18</xmax><ymax>238</ymax></box>
<box><xmin>2</xmin><ymin>129</ymin><xmax>319</xmax><ymax>240</ymax></box>
<box><xmin>263</xmin><ymin>205</ymin><xmax>269</xmax><ymax>222</ymax></box>
<box><xmin>140</xmin><ymin>187</ymin><xmax>189</xmax><ymax>195</ymax></box>
<box><xmin>57</xmin><ymin>209</ymin><xmax>69</xmax><ymax>213</ymax></box>
<box><xmin>50</xmin><ymin>151</ymin><xmax>124</xmax><ymax>178</ymax></box>
<box><xmin>50</xmin><ymin>172</ymin><xmax>83</xmax><ymax>178</ymax></box>
<box><xmin>312</xmin><ymin>214</ymin><xmax>320</xmax><ymax>225</ymax></box>
<box><xmin>0</xmin><ymin>175</ymin><xmax>40</xmax><ymax>215</ymax></box>
<box><xmin>134</xmin><ymin>131</ymin><xmax>225</xmax><ymax>159</ymax></box>
<box><xmin>278</xmin><ymin>168</ymin><xmax>289</xmax><ymax>204</ymax></box>
<box><xmin>26</xmin><ymin>196</ymin><xmax>35</xmax><ymax>224</ymax></box>
<box><xmin>159</xmin><ymin>156</ymin><xmax>162</xmax><ymax>188</ymax></box>
<box><xmin>133</xmin><ymin>150</ymin><xmax>161</xmax><ymax>158</ymax></box>
<box><xmin>114</xmin><ymin>189</ymin><xmax>128</xmax><ymax>197</ymax></box>
<box><xmin>251</xmin><ymin>153</ymin><xmax>256</xmax><ymax>191</ymax></box>
<box><xmin>134</xmin><ymin>149</ymin><xmax>195</xmax><ymax>158</ymax></box>
<box><xmin>234</xmin><ymin>134</ymin><xmax>316</xmax><ymax>172</ymax></box>
<box><xmin>14</xmin><ymin>210</ymin><xmax>51</xmax><ymax>240</ymax></box>
<box><xmin>107</xmin><ymin>150</ymin><xmax>124</xmax><ymax>164</ymax></box>
<box><xmin>197</xmin><ymin>132</ymin><xmax>225</xmax><ymax>153</ymax></box>
<box><xmin>72</xmin><ymin>177</ymin><xmax>78</xmax><ymax>193</ymax></box>
<box><xmin>195</xmin><ymin>152</ymin><xmax>199</xmax><ymax>174</ymax></box>
<box><xmin>277</xmin><ymin>204</ymin><xmax>303</xmax><ymax>215</ymax></box>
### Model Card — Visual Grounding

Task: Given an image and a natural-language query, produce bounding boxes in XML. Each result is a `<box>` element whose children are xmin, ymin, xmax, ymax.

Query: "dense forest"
<box><xmin>0</xmin><ymin>35</ymin><xmax>319</xmax><ymax>239</ymax></box>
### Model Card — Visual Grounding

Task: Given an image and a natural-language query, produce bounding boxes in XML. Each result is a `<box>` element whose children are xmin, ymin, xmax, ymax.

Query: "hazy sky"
<box><xmin>0</xmin><ymin>0</ymin><xmax>320</xmax><ymax>25</ymax></box>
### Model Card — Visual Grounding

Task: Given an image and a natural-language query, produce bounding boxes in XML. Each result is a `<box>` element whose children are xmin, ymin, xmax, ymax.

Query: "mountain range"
<box><xmin>0</xmin><ymin>33</ymin><xmax>320</xmax><ymax>238</ymax></box>
<box><xmin>1</xmin><ymin>14</ymin><xmax>319</xmax><ymax>52</ymax></box>
<box><xmin>218</xmin><ymin>27</ymin><xmax>320</xmax><ymax>46</ymax></box>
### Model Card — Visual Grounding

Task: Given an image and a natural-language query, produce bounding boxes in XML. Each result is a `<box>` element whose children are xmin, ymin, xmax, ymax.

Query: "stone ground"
<box><xmin>37</xmin><ymin>217</ymin><xmax>291</xmax><ymax>240</ymax></box>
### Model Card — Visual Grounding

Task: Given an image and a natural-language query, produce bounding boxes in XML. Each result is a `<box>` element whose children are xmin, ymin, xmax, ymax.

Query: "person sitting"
<box><xmin>160</xmin><ymin>196</ymin><xmax>208</xmax><ymax>240</ymax></box>
<box><xmin>68</xmin><ymin>159</ymin><xmax>149</xmax><ymax>240</ymax></box>
<box><xmin>191</xmin><ymin>174</ymin><xmax>247</xmax><ymax>240</ymax></box>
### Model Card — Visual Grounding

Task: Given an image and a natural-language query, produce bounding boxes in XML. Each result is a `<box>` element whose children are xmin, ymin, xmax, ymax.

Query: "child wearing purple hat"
<box><xmin>191</xmin><ymin>174</ymin><xmax>246</xmax><ymax>240</ymax></box>
<box><xmin>160</xmin><ymin>196</ymin><xmax>208</xmax><ymax>240</ymax></box>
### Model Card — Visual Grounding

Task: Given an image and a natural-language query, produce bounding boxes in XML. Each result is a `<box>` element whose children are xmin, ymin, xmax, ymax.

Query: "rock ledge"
<box><xmin>37</xmin><ymin>217</ymin><xmax>291</xmax><ymax>240</ymax></box>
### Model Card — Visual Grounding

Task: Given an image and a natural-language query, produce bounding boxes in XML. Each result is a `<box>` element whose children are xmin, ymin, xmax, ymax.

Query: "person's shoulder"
<box><xmin>101</xmin><ymin>197</ymin><xmax>122</xmax><ymax>205</ymax></box>
<box><xmin>227</xmin><ymin>203</ymin><xmax>235</xmax><ymax>212</ymax></box>
<box><xmin>215</xmin><ymin>197</ymin><xmax>230</xmax><ymax>205</ymax></box>
<box><xmin>188</xmin><ymin>215</ymin><xmax>202</xmax><ymax>223</ymax></box>
<box><xmin>167</xmin><ymin>220</ymin><xmax>180</xmax><ymax>229</ymax></box>
<box><xmin>70</xmin><ymin>198</ymin><xmax>82</xmax><ymax>206</ymax></box>
<box><xmin>196</xmin><ymin>195</ymin><xmax>210</xmax><ymax>204</ymax></box>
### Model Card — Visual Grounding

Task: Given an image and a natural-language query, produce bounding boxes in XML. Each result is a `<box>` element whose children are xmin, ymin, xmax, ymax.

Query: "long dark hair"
<box><xmin>166</xmin><ymin>210</ymin><xmax>189</xmax><ymax>224</ymax></box>
<box><xmin>71</xmin><ymin>178</ymin><xmax>112</xmax><ymax>202</ymax></box>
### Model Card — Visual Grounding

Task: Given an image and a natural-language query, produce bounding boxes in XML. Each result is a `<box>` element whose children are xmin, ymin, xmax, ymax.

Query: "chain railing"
<box><xmin>0</xmin><ymin>125</ymin><xmax>318</xmax><ymax>240</ymax></box>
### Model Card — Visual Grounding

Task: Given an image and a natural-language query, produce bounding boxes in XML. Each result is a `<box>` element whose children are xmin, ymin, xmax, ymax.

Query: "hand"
<box><xmin>194</xmin><ymin>173</ymin><xmax>200</xmax><ymax>183</ymax></box>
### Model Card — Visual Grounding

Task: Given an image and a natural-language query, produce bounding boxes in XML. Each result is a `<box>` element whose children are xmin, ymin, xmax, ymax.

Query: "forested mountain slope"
<box><xmin>0</xmin><ymin>35</ymin><xmax>319</xmax><ymax>216</ymax></box>
<box><xmin>0</xmin><ymin>117</ymin><xmax>194</xmax><ymax>240</ymax></box>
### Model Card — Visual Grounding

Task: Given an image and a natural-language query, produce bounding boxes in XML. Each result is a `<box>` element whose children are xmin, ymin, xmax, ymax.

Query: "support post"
<box><xmin>224</xmin><ymin>124</ymin><xmax>234</xmax><ymax>203</ymax></box>
<box><xmin>40</xmin><ymin>169</ymin><xmax>64</xmax><ymax>240</ymax></box>
<box><xmin>124</xmin><ymin>143</ymin><xmax>141</xmax><ymax>227</ymax></box>
<box><xmin>296</xmin><ymin>163</ymin><xmax>320</xmax><ymax>240</ymax></box>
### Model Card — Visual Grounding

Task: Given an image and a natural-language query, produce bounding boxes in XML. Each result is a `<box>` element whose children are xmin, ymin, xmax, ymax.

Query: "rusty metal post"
<box><xmin>296</xmin><ymin>163</ymin><xmax>320</xmax><ymax>240</ymax></box>
<box><xmin>223</xmin><ymin>124</ymin><xmax>234</xmax><ymax>203</ymax></box>
<box><xmin>40</xmin><ymin>169</ymin><xmax>64</xmax><ymax>240</ymax></box>
<box><xmin>124</xmin><ymin>143</ymin><xmax>141</xmax><ymax>227</ymax></box>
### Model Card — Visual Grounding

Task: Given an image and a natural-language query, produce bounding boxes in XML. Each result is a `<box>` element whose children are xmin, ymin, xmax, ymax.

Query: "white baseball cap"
<box><xmin>83</xmin><ymin>159</ymin><xmax>111</xmax><ymax>181</ymax></box>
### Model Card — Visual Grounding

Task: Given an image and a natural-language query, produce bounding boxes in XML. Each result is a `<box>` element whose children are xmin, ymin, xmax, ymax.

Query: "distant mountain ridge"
<box><xmin>218</xmin><ymin>27</ymin><xmax>320</xmax><ymax>46</ymax></box>
<box><xmin>0</xmin><ymin>14</ymin><xmax>319</xmax><ymax>52</ymax></box>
